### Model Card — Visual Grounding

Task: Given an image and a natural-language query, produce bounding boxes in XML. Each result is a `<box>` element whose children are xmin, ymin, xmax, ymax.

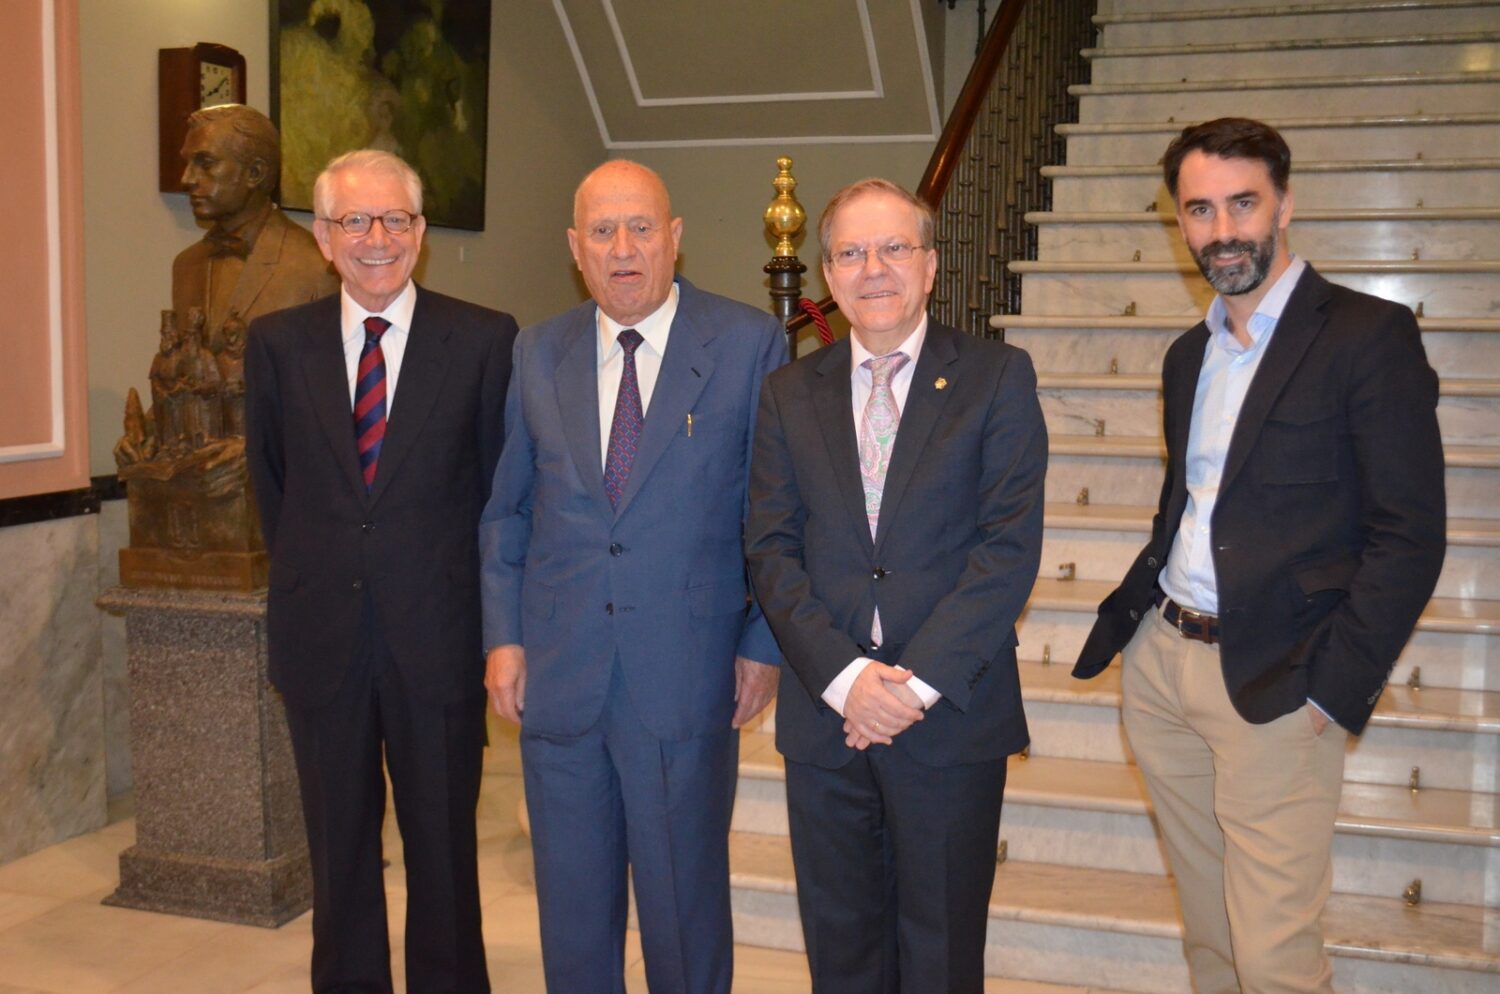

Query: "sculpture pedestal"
<box><xmin>96</xmin><ymin>587</ymin><xmax>309</xmax><ymax>927</ymax></box>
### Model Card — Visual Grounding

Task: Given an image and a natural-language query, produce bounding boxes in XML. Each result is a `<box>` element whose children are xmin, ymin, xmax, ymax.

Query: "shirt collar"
<box><xmin>597</xmin><ymin>282</ymin><xmax>679</xmax><ymax>364</ymax></box>
<box><xmin>850</xmin><ymin>316</ymin><xmax>928</xmax><ymax>375</ymax></box>
<box><xmin>1204</xmin><ymin>255</ymin><xmax>1306</xmax><ymax>352</ymax></box>
<box><xmin>341</xmin><ymin>280</ymin><xmax>417</xmax><ymax>347</ymax></box>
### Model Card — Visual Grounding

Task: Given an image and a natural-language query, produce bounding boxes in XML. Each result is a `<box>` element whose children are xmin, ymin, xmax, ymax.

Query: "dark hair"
<box><xmin>1161</xmin><ymin>118</ymin><xmax>1291</xmax><ymax>200</ymax></box>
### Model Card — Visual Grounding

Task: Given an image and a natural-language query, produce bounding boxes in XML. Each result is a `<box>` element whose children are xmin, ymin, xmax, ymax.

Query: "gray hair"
<box><xmin>817</xmin><ymin>178</ymin><xmax>935</xmax><ymax>260</ymax></box>
<box><xmin>313</xmin><ymin>149</ymin><xmax>424</xmax><ymax>218</ymax></box>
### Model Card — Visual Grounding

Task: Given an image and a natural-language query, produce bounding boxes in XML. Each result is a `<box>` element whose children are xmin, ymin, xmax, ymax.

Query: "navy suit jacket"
<box><xmin>746</xmin><ymin>321</ymin><xmax>1047</xmax><ymax>768</ymax></box>
<box><xmin>246</xmin><ymin>287</ymin><xmax>517</xmax><ymax>708</ymax></box>
<box><xmin>1074</xmin><ymin>265</ymin><xmax>1446</xmax><ymax>733</ymax></box>
<box><xmin>479</xmin><ymin>278</ymin><xmax>787</xmax><ymax>741</ymax></box>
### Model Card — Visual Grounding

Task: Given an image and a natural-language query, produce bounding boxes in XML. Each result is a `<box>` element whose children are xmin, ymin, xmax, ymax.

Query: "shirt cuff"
<box><xmin>1307</xmin><ymin>698</ymin><xmax>1334</xmax><ymax>722</ymax></box>
<box><xmin>822</xmin><ymin>660</ymin><xmax>942</xmax><ymax>716</ymax></box>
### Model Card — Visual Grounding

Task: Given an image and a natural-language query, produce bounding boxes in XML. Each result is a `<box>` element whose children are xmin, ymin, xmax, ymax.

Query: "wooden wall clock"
<box><xmin>158</xmin><ymin>43</ymin><xmax>247</xmax><ymax>193</ymax></box>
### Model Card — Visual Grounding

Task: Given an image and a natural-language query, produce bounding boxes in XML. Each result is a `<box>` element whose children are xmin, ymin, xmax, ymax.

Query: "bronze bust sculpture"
<box><xmin>116</xmin><ymin>104</ymin><xmax>337</xmax><ymax>590</ymax></box>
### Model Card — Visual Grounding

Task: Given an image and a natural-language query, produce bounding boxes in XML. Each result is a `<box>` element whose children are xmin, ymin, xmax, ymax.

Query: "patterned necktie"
<box><xmin>859</xmin><ymin>353</ymin><xmax>911</xmax><ymax>537</ymax></box>
<box><xmin>860</xmin><ymin>352</ymin><xmax>909</xmax><ymax>649</ymax></box>
<box><xmin>354</xmin><ymin>316</ymin><xmax>390</xmax><ymax>491</ymax></box>
<box><xmin>604</xmin><ymin>329</ymin><xmax>645</xmax><ymax>507</ymax></box>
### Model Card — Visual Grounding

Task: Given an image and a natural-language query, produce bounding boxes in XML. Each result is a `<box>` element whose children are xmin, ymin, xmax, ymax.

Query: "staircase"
<box><xmin>727</xmin><ymin>1</ymin><xmax>1500</xmax><ymax>990</ymax></box>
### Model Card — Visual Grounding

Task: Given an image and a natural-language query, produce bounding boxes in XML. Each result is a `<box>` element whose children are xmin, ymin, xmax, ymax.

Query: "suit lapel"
<box><xmin>612</xmin><ymin>290</ymin><xmax>714</xmax><ymax>519</ymax></box>
<box><xmin>299</xmin><ymin>295</ymin><xmax>368</xmax><ymax>499</ymax></box>
<box><xmin>873</xmin><ymin>323</ymin><xmax>960</xmax><ymax>553</ymax></box>
<box><xmin>554</xmin><ymin>308</ymin><xmax>612</xmax><ymax>519</ymax></box>
<box><xmin>368</xmin><ymin>289</ymin><xmax>450</xmax><ymax>506</ymax></box>
<box><xmin>227</xmin><ymin>211</ymin><xmax>285</xmax><ymax>321</ymax></box>
<box><xmin>812</xmin><ymin>339</ymin><xmax>874</xmax><ymax>555</ymax></box>
<box><xmin>1219</xmin><ymin>266</ymin><xmax>1331</xmax><ymax>496</ymax></box>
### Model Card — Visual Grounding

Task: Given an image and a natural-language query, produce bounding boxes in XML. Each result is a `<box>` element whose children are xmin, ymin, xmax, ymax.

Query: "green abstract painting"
<box><xmin>272</xmin><ymin>0</ymin><xmax>491</xmax><ymax>230</ymax></box>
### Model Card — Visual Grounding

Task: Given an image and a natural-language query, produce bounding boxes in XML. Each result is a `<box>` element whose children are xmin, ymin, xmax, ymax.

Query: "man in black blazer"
<box><xmin>246</xmin><ymin>149</ymin><xmax>517</xmax><ymax>993</ymax></box>
<box><xmin>1075</xmin><ymin>119</ymin><xmax>1446</xmax><ymax>994</ymax></box>
<box><xmin>746</xmin><ymin>179</ymin><xmax>1047</xmax><ymax>993</ymax></box>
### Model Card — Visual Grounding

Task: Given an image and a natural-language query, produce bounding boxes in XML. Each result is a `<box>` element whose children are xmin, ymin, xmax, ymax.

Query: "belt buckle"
<box><xmin>1175</xmin><ymin>605</ymin><xmax>1217</xmax><ymax>644</ymax></box>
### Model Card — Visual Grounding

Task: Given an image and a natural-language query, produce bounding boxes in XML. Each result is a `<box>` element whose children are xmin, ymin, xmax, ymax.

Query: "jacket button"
<box><xmin>610</xmin><ymin>543</ymin><xmax>623</xmax><ymax>557</ymax></box>
<box><xmin>352</xmin><ymin>579</ymin><xmax>364</xmax><ymax>591</ymax></box>
<box><xmin>605</xmin><ymin>602</ymin><xmax>614</xmax><ymax>615</ymax></box>
<box><xmin>362</xmin><ymin>522</ymin><xmax>375</xmax><ymax>534</ymax></box>
<box><xmin>1146</xmin><ymin>556</ymin><xmax>1158</xmax><ymax>568</ymax></box>
<box><xmin>872</xmin><ymin>567</ymin><xmax>887</xmax><ymax>580</ymax></box>
<box><xmin>1129</xmin><ymin>608</ymin><xmax>1140</xmax><ymax>621</ymax></box>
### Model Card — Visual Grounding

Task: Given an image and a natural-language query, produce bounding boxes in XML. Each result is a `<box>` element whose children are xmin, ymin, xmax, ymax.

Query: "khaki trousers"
<box><xmin>1121</xmin><ymin>604</ymin><xmax>1348</xmax><ymax>994</ymax></box>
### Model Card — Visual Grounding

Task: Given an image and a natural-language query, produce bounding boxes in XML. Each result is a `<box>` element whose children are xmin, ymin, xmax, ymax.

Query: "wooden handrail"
<box><xmin>787</xmin><ymin>0</ymin><xmax>1031</xmax><ymax>333</ymax></box>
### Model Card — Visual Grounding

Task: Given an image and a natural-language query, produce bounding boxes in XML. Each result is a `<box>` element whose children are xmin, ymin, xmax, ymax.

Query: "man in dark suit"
<box><xmin>1075</xmin><ymin>118</ymin><xmax>1446</xmax><ymax>994</ymax></box>
<box><xmin>745</xmin><ymin>178</ymin><xmax>1047</xmax><ymax>993</ymax></box>
<box><xmin>245</xmin><ymin>149</ymin><xmax>517</xmax><ymax>994</ymax></box>
<box><xmin>479</xmin><ymin>160</ymin><xmax>786</xmax><ymax>994</ymax></box>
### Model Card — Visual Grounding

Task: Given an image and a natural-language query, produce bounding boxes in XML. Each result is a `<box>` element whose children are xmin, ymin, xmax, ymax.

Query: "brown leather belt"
<box><xmin>1154</xmin><ymin>589</ymin><xmax>1220</xmax><ymax>645</ymax></box>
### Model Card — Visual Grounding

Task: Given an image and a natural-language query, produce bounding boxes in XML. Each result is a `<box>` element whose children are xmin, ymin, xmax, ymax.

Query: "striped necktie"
<box><xmin>354</xmin><ymin>316</ymin><xmax>390</xmax><ymax>491</ymax></box>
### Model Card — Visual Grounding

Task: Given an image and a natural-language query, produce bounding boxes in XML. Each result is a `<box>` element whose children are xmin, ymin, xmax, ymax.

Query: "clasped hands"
<box><xmin>842</xmin><ymin>662</ymin><xmax>925</xmax><ymax>750</ymax></box>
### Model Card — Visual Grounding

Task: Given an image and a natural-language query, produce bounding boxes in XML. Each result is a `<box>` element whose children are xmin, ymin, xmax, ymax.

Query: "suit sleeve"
<box><xmin>1305</xmin><ymin>306</ymin><xmax>1446</xmax><ymax>732</ymax></box>
<box><xmin>476</xmin><ymin>313</ymin><xmax>519</xmax><ymax>504</ymax></box>
<box><xmin>735</xmin><ymin>315</ymin><xmax>791</xmax><ymax>665</ymax></box>
<box><xmin>897</xmin><ymin>348</ymin><xmax>1048</xmax><ymax>710</ymax></box>
<box><xmin>244</xmin><ymin>317</ymin><xmax>285</xmax><ymax>551</ymax></box>
<box><xmin>479</xmin><ymin>333</ymin><xmax>535</xmax><ymax>650</ymax></box>
<box><xmin>746</xmin><ymin>371</ymin><xmax>870</xmax><ymax>699</ymax></box>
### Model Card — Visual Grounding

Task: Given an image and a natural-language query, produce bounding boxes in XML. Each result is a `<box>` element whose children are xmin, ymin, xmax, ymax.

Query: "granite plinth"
<box><xmin>95</xmin><ymin>586</ymin><xmax>309</xmax><ymax>927</ymax></box>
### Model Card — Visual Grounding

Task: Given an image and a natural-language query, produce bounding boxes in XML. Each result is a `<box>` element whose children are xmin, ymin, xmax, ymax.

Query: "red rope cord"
<box><xmin>796</xmin><ymin>298</ymin><xmax>835</xmax><ymax>345</ymax></box>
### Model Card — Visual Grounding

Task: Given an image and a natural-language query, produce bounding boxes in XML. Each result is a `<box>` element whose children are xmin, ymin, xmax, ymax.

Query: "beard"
<box><xmin>1191</xmin><ymin>226</ymin><xmax>1278</xmax><ymax>296</ymax></box>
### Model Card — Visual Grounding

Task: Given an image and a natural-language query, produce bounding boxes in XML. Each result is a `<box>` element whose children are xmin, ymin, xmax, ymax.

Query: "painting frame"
<box><xmin>269</xmin><ymin>0</ymin><xmax>492</xmax><ymax>231</ymax></box>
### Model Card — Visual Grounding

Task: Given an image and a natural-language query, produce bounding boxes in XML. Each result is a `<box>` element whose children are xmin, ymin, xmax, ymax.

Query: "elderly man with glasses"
<box><xmin>746</xmin><ymin>178</ymin><xmax>1047</xmax><ymax>993</ymax></box>
<box><xmin>245</xmin><ymin>149</ymin><xmax>518</xmax><ymax>994</ymax></box>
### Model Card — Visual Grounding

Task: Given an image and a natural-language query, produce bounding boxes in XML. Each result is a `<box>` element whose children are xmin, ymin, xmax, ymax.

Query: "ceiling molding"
<box><xmin>552</xmin><ymin>0</ymin><xmax>940</xmax><ymax>149</ymax></box>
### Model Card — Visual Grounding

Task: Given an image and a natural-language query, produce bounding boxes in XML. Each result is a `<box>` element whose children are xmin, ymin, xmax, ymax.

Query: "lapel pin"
<box><xmin>934</xmin><ymin>377</ymin><xmax>948</xmax><ymax>390</ymax></box>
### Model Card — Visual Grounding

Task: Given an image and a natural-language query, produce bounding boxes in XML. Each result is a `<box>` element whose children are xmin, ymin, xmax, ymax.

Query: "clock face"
<box><xmin>200</xmin><ymin>62</ymin><xmax>235</xmax><ymax>107</ymax></box>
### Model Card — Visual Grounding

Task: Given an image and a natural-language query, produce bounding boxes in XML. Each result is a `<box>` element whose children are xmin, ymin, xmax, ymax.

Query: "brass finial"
<box><xmin>1414</xmin><ymin>301</ymin><xmax>1425</xmax><ymax>318</ymax></box>
<box><xmin>1407</xmin><ymin>666</ymin><xmax>1421</xmax><ymax>690</ymax></box>
<box><xmin>1110</xmin><ymin>358</ymin><xmax>1119</xmax><ymax>374</ymax></box>
<box><xmin>1059</xmin><ymin>562</ymin><xmax>1076</xmax><ymax>581</ymax></box>
<box><xmin>1076</xmin><ymin>487</ymin><xmax>1090</xmax><ymax>506</ymax></box>
<box><xmin>996</xmin><ymin>839</ymin><xmax>1009</xmax><ymax>864</ymax></box>
<box><xmin>1123</xmin><ymin>301</ymin><xmax>1137</xmax><ymax>316</ymax></box>
<box><xmin>1409</xmin><ymin>766</ymin><xmax>1421</xmax><ymax>792</ymax></box>
<box><xmin>1094</xmin><ymin>419</ymin><xmax>1107</xmax><ymax>437</ymax></box>
<box><xmin>764</xmin><ymin>156</ymin><xmax>806</xmax><ymax>259</ymax></box>
<box><xmin>1403</xmin><ymin>879</ymin><xmax>1422</xmax><ymax>906</ymax></box>
<box><xmin>1042</xmin><ymin>644</ymin><xmax>1052</xmax><ymax>667</ymax></box>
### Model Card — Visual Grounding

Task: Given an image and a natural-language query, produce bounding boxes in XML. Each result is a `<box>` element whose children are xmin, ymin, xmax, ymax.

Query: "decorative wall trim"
<box><xmin>0</xmin><ymin>483</ymin><xmax>101</xmax><ymax>529</ymax></box>
<box><xmin>602</xmin><ymin>0</ymin><xmax>882</xmax><ymax>107</ymax></box>
<box><xmin>0</xmin><ymin>0</ymin><xmax>66</xmax><ymax>466</ymax></box>
<box><xmin>553</xmin><ymin>0</ymin><xmax>938</xmax><ymax>149</ymax></box>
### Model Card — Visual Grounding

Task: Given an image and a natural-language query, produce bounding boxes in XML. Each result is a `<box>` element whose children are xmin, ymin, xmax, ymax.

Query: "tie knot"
<box><xmin>863</xmin><ymin>352</ymin><xmax>910</xmax><ymax>386</ymax></box>
<box><xmin>618</xmin><ymin>328</ymin><xmax>643</xmax><ymax>356</ymax></box>
<box><xmin>363</xmin><ymin>316</ymin><xmax>391</xmax><ymax>343</ymax></box>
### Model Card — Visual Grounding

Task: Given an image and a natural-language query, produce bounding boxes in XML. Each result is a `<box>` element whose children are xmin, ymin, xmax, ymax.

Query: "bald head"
<box><xmin>567</xmin><ymin>159</ymin><xmax>684</xmax><ymax>326</ymax></box>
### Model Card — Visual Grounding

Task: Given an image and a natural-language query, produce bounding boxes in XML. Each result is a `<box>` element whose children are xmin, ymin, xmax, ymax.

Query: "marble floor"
<box><xmin>0</xmin><ymin>717</ymin><xmax>1105</xmax><ymax>994</ymax></box>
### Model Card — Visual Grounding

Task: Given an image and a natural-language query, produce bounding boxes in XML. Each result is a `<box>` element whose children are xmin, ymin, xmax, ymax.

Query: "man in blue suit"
<box><xmin>479</xmin><ymin>160</ymin><xmax>787</xmax><ymax>994</ymax></box>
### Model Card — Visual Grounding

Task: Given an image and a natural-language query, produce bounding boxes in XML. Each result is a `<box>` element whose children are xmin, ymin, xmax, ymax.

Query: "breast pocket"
<box><xmin>1258</xmin><ymin>400</ymin><xmax>1340</xmax><ymax>485</ymax></box>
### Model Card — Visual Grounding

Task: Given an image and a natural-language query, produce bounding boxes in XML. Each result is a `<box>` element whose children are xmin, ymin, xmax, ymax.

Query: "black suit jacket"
<box><xmin>245</xmin><ymin>287</ymin><xmax>517</xmax><ymax>708</ymax></box>
<box><xmin>1074</xmin><ymin>265</ymin><xmax>1446</xmax><ymax>733</ymax></box>
<box><xmin>746</xmin><ymin>321</ymin><xmax>1047</xmax><ymax>768</ymax></box>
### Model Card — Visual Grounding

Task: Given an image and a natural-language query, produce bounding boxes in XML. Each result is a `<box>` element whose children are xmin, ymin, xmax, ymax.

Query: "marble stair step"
<box><xmin>725</xmin><ymin>831</ymin><xmax>1500</xmax><ymax>993</ymax></box>
<box><xmin>1042</xmin><ymin>159</ymin><xmax>1500</xmax><ymax>211</ymax></box>
<box><xmin>1084</xmin><ymin>33</ymin><xmax>1500</xmax><ymax>85</ymax></box>
<box><xmin>733</xmin><ymin>733</ymin><xmax>1499</xmax><ymax>903</ymax></box>
<box><xmin>1029</xmin><ymin>208</ymin><xmax>1500</xmax><ymax>262</ymax></box>
<box><xmin>1059</xmin><ymin>113</ymin><xmax>1500</xmax><ymax>165</ymax></box>
<box><xmin>1010</xmin><ymin>260</ymin><xmax>1500</xmax><ymax>318</ymax></box>
<box><xmin>1040</xmin><ymin>511</ymin><xmax>1500</xmax><ymax>601</ymax></box>
<box><xmin>1095</xmin><ymin>1</ymin><xmax>1499</xmax><ymax>48</ymax></box>
<box><xmin>1075</xmin><ymin>71</ymin><xmax>1500</xmax><ymax>123</ymax></box>
<box><xmin>997</xmin><ymin>315</ymin><xmax>1500</xmax><ymax>380</ymax></box>
<box><xmin>1102</xmin><ymin>0</ymin><xmax>1490</xmax><ymax>13</ymax></box>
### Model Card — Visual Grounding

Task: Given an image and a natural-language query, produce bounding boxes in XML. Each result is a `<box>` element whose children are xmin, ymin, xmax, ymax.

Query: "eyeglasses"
<box><xmin>827</xmin><ymin>241</ymin><xmax>927</xmax><ymax>270</ymax></box>
<box><xmin>319</xmin><ymin>210</ymin><xmax>419</xmax><ymax>236</ymax></box>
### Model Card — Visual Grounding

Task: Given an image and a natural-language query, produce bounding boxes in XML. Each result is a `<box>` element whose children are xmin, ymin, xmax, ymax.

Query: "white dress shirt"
<box><xmin>1159</xmin><ymin>256</ymin><xmax>1307</xmax><ymax>613</ymax></box>
<box><xmin>596</xmin><ymin>284</ymin><xmax>679</xmax><ymax>466</ymax></box>
<box><xmin>821</xmin><ymin>318</ymin><xmax>943</xmax><ymax>717</ymax></box>
<box><xmin>341</xmin><ymin>281</ymin><xmax>418</xmax><ymax>410</ymax></box>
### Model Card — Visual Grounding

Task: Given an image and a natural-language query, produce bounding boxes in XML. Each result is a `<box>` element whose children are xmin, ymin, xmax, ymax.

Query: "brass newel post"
<box><xmin>763</xmin><ymin>156</ymin><xmax>808</xmax><ymax>350</ymax></box>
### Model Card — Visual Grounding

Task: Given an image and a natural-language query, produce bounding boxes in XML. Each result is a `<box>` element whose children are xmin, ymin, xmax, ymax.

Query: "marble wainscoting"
<box><xmin>0</xmin><ymin>513</ymin><xmax>107</xmax><ymax>865</ymax></box>
<box><xmin>97</xmin><ymin>498</ymin><xmax>130</xmax><ymax>798</ymax></box>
